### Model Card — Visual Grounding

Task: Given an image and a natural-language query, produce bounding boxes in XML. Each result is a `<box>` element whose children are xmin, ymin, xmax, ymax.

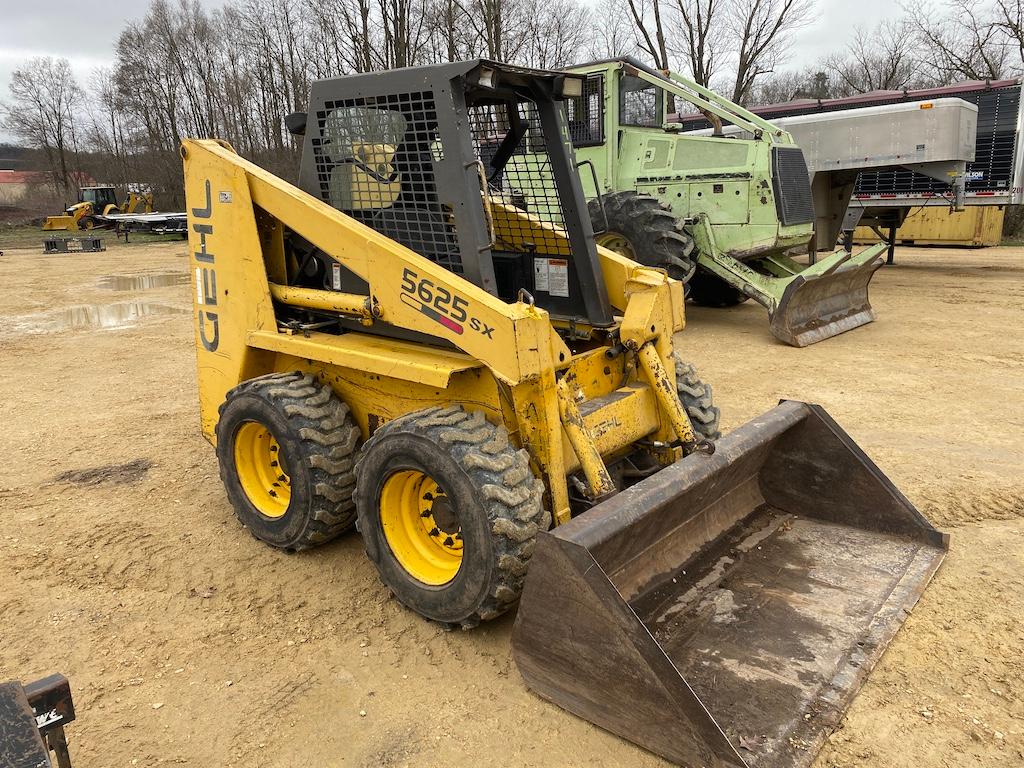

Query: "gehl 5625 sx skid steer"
<box><xmin>182</xmin><ymin>61</ymin><xmax>947</xmax><ymax>768</ymax></box>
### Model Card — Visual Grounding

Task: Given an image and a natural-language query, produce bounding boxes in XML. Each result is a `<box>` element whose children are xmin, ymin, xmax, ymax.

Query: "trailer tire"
<box><xmin>674</xmin><ymin>354</ymin><xmax>721</xmax><ymax>440</ymax></box>
<box><xmin>355</xmin><ymin>405</ymin><xmax>547</xmax><ymax>629</ymax></box>
<box><xmin>216</xmin><ymin>371</ymin><xmax>360</xmax><ymax>551</ymax></box>
<box><xmin>589</xmin><ymin>192</ymin><xmax>696</xmax><ymax>282</ymax></box>
<box><xmin>686</xmin><ymin>269</ymin><xmax>749</xmax><ymax>308</ymax></box>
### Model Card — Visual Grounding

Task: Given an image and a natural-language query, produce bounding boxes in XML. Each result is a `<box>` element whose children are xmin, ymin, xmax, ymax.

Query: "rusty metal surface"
<box><xmin>769</xmin><ymin>255</ymin><xmax>884</xmax><ymax>347</ymax></box>
<box><xmin>24</xmin><ymin>675</ymin><xmax>75</xmax><ymax>737</ymax></box>
<box><xmin>0</xmin><ymin>681</ymin><xmax>52</xmax><ymax>768</ymax></box>
<box><xmin>512</xmin><ymin>400</ymin><xmax>947</xmax><ymax>767</ymax></box>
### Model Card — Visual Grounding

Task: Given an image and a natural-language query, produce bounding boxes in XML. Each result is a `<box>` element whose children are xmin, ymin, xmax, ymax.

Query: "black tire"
<box><xmin>79</xmin><ymin>215</ymin><xmax>99</xmax><ymax>231</ymax></box>
<box><xmin>674</xmin><ymin>354</ymin><xmax>721</xmax><ymax>441</ymax></box>
<box><xmin>354</xmin><ymin>405</ymin><xmax>548</xmax><ymax>629</ymax></box>
<box><xmin>686</xmin><ymin>269</ymin><xmax>749</xmax><ymax>308</ymax></box>
<box><xmin>589</xmin><ymin>191</ymin><xmax>696</xmax><ymax>282</ymax></box>
<box><xmin>216</xmin><ymin>371</ymin><xmax>359</xmax><ymax>551</ymax></box>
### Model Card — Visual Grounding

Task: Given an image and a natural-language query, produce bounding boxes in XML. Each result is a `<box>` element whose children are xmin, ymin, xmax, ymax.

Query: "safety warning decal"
<box><xmin>534</xmin><ymin>257</ymin><xmax>569</xmax><ymax>297</ymax></box>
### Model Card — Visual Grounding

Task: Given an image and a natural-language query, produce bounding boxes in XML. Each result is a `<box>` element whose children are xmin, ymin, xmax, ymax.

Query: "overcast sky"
<box><xmin>0</xmin><ymin>0</ymin><xmax>898</xmax><ymax>112</ymax></box>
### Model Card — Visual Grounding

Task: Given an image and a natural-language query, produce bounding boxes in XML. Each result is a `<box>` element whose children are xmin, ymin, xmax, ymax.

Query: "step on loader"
<box><xmin>182</xmin><ymin>60</ymin><xmax>946</xmax><ymax>767</ymax></box>
<box><xmin>553</xmin><ymin>57</ymin><xmax>888</xmax><ymax>347</ymax></box>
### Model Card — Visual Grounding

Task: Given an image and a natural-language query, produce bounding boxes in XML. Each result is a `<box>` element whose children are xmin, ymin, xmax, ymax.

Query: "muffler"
<box><xmin>768</xmin><ymin>246</ymin><xmax>885</xmax><ymax>347</ymax></box>
<box><xmin>512</xmin><ymin>400</ymin><xmax>946</xmax><ymax>768</ymax></box>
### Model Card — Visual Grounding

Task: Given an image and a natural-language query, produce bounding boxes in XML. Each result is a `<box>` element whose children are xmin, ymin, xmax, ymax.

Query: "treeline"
<box><xmin>2</xmin><ymin>0</ymin><xmax>1023</xmax><ymax>210</ymax></box>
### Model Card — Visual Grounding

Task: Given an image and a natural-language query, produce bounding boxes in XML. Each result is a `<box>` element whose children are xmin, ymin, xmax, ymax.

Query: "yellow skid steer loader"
<box><xmin>182</xmin><ymin>61</ymin><xmax>946</xmax><ymax>767</ymax></box>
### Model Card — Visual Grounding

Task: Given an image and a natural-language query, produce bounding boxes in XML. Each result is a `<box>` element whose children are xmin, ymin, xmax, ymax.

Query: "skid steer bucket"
<box><xmin>766</xmin><ymin>245</ymin><xmax>886</xmax><ymax>347</ymax></box>
<box><xmin>512</xmin><ymin>400</ymin><xmax>947</xmax><ymax>768</ymax></box>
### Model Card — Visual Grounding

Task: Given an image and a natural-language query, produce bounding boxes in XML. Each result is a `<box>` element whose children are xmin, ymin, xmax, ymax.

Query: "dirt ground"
<box><xmin>0</xmin><ymin>239</ymin><xmax>1021</xmax><ymax>768</ymax></box>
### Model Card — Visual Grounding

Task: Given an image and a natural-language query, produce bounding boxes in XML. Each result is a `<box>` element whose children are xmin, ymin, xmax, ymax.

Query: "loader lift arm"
<box><xmin>182</xmin><ymin>137</ymin><xmax>700</xmax><ymax>527</ymax></box>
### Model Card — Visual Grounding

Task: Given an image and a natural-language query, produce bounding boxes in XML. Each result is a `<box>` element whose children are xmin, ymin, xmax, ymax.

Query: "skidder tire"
<box><xmin>354</xmin><ymin>405</ymin><xmax>548</xmax><ymax>629</ymax></box>
<box><xmin>673</xmin><ymin>353</ymin><xmax>721</xmax><ymax>441</ymax></box>
<box><xmin>686</xmin><ymin>269</ymin><xmax>749</xmax><ymax>308</ymax></box>
<box><xmin>216</xmin><ymin>371</ymin><xmax>359</xmax><ymax>551</ymax></box>
<box><xmin>589</xmin><ymin>191</ymin><xmax>696</xmax><ymax>282</ymax></box>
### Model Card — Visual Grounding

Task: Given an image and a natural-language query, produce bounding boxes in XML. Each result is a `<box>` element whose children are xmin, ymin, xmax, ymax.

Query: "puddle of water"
<box><xmin>13</xmin><ymin>302</ymin><xmax>189</xmax><ymax>333</ymax></box>
<box><xmin>98</xmin><ymin>272</ymin><xmax>190</xmax><ymax>290</ymax></box>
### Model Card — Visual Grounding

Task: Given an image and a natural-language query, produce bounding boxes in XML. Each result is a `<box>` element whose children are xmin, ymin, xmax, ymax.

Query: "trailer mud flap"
<box><xmin>768</xmin><ymin>247</ymin><xmax>885</xmax><ymax>347</ymax></box>
<box><xmin>512</xmin><ymin>400</ymin><xmax>947</xmax><ymax>768</ymax></box>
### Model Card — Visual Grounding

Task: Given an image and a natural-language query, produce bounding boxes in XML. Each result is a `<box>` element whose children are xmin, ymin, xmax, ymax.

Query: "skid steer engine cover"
<box><xmin>513</xmin><ymin>400</ymin><xmax>947</xmax><ymax>768</ymax></box>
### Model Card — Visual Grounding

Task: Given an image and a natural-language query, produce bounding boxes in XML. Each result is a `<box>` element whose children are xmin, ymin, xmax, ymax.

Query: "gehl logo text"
<box><xmin>193</xmin><ymin>180</ymin><xmax>219</xmax><ymax>351</ymax></box>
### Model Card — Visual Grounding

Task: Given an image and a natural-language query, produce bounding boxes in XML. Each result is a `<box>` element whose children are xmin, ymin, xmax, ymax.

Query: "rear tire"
<box><xmin>686</xmin><ymin>269</ymin><xmax>749</xmax><ymax>308</ymax></box>
<box><xmin>354</xmin><ymin>405</ymin><xmax>547</xmax><ymax>629</ymax></box>
<box><xmin>674</xmin><ymin>354</ymin><xmax>721</xmax><ymax>440</ymax></box>
<box><xmin>216</xmin><ymin>371</ymin><xmax>359</xmax><ymax>551</ymax></box>
<box><xmin>589</xmin><ymin>192</ymin><xmax>696</xmax><ymax>282</ymax></box>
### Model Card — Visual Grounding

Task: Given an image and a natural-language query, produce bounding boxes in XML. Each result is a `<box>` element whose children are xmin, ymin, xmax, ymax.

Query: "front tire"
<box><xmin>354</xmin><ymin>405</ymin><xmax>547</xmax><ymax>629</ymax></box>
<box><xmin>589</xmin><ymin>192</ymin><xmax>696</xmax><ymax>282</ymax></box>
<box><xmin>216</xmin><ymin>371</ymin><xmax>360</xmax><ymax>551</ymax></box>
<box><xmin>674</xmin><ymin>354</ymin><xmax>721</xmax><ymax>440</ymax></box>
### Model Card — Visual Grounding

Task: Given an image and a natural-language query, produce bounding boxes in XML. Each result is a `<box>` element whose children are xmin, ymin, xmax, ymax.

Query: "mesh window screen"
<box><xmin>470</xmin><ymin>99</ymin><xmax>572</xmax><ymax>257</ymax></box>
<box><xmin>312</xmin><ymin>92</ymin><xmax>463</xmax><ymax>274</ymax></box>
<box><xmin>566</xmin><ymin>76</ymin><xmax>605</xmax><ymax>146</ymax></box>
<box><xmin>620</xmin><ymin>74</ymin><xmax>663</xmax><ymax>127</ymax></box>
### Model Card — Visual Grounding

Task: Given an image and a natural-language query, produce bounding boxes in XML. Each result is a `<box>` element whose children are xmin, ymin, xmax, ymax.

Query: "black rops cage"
<box><xmin>297</xmin><ymin>60</ymin><xmax>614</xmax><ymax>330</ymax></box>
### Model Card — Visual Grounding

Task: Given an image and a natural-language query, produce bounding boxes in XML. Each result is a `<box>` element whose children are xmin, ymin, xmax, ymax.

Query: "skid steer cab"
<box><xmin>182</xmin><ymin>59</ymin><xmax>946</xmax><ymax>767</ymax></box>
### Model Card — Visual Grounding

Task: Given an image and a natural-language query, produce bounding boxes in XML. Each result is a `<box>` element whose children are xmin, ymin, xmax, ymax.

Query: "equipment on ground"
<box><xmin>41</xmin><ymin>186</ymin><xmax>153</xmax><ymax>231</ymax></box>
<box><xmin>854</xmin><ymin>204</ymin><xmax>1004</xmax><ymax>248</ymax></box>
<box><xmin>0</xmin><ymin>673</ymin><xmax>75</xmax><ymax>768</ymax></box>
<box><xmin>43</xmin><ymin>236</ymin><xmax>105</xmax><ymax>254</ymax></box>
<box><xmin>676</xmin><ymin>76</ymin><xmax>1024</xmax><ymax>240</ymax></box>
<box><xmin>559</xmin><ymin>57</ymin><xmax>890</xmax><ymax>347</ymax></box>
<box><xmin>687</xmin><ymin>98</ymin><xmax>978</xmax><ymax>265</ymax></box>
<box><xmin>183</xmin><ymin>60</ymin><xmax>946</xmax><ymax>767</ymax></box>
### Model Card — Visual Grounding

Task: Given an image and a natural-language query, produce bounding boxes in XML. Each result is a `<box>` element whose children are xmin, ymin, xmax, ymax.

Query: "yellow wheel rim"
<box><xmin>379</xmin><ymin>470</ymin><xmax>463</xmax><ymax>586</ymax></box>
<box><xmin>233</xmin><ymin>421</ymin><xmax>291</xmax><ymax>518</ymax></box>
<box><xmin>595</xmin><ymin>231</ymin><xmax>635</xmax><ymax>259</ymax></box>
<box><xmin>80</xmin><ymin>219</ymin><xmax>95</xmax><ymax>230</ymax></box>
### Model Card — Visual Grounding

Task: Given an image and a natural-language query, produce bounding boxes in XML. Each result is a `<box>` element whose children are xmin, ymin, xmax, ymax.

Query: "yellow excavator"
<box><xmin>182</xmin><ymin>61</ymin><xmax>947</xmax><ymax>767</ymax></box>
<box><xmin>41</xmin><ymin>185</ymin><xmax>153</xmax><ymax>231</ymax></box>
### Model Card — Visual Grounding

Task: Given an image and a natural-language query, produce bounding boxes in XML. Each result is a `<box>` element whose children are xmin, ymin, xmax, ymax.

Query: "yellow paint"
<box><xmin>182</xmin><ymin>138</ymin><xmax>703</xmax><ymax>531</ymax></box>
<box><xmin>380</xmin><ymin>470</ymin><xmax>463</xmax><ymax>585</ymax></box>
<box><xmin>594</xmin><ymin>231</ymin><xmax>636</xmax><ymax>260</ymax></box>
<box><xmin>233</xmin><ymin>421</ymin><xmax>291</xmax><ymax>518</ymax></box>
<box><xmin>556</xmin><ymin>373</ymin><xmax>615</xmax><ymax>499</ymax></box>
<box><xmin>330</xmin><ymin>143</ymin><xmax>402</xmax><ymax>210</ymax></box>
<box><xmin>854</xmin><ymin>206</ymin><xmax>1004</xmax><ymax>247</ymax></box>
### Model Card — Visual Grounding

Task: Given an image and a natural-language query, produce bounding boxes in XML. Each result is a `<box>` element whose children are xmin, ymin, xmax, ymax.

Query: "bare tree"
<box><xmin>729</xmin><ymin>0</ymin><xmax>813</xmax><ymax>104</ymax></box>
<box><xmin>672</xmin><ymin>0</ymin><xmax>723</xmax><ymax>86</ymax></box>
<box><xmin>587</xmin><ymin>0</ymin><xmax>638</xmax><ymax>59</ymax></box>
<box><xmin>823</xmin><ymin>20</ymin><xmax>922</xmax><ymax>96</ymax></box>
<box><xmin>520</xmin><ymin>0</ymin><xmax>592</xmax><ymax>68</ymax></box>
<box><xmin>625</xmin><ymin>0</ymin><xmax>671</xmax><ymax>70</ymax></box>
<box><xmin>459</xmin><ymin>0</ymin><xmax>531</xmax><ymax>62</ymax></box>
<box><xmin>907</xmin><ymin>0</ymin><xmax>1011</xmax><ymax>82</ymax></box>
<box><xmin>749</xmin><ymin>67</ymin><xmax>832</xmax><ymax>104</ymax></box>
<box><xmin>1</xmin><ymin>57</ymin><xmax>83</xmax><ymax>193</ymax></box>
<box><xmin>993</xmin><ymin>0</ymin><xmax>1024</xmax><ymax>74</ymax></box>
